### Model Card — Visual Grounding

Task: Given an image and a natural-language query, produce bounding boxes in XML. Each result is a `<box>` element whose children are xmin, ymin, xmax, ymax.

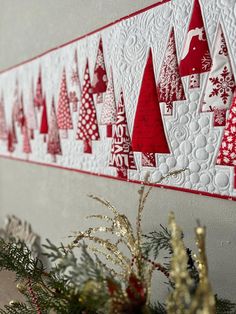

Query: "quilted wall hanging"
<box><xmin>0</xmin><ymin>0</ymin><xmax>236</xmax><ymax>201</ymax></box>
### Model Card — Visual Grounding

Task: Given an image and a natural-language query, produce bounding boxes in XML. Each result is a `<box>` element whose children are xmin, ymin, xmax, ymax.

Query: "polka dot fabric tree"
<box><xmin>57</xmin><ymin>68</ymin><xmax>73</xmax><ymax>138</ymax></box>
<box><xmin>77</xmin><ymin>60</ymin><xmax>100</xmax><ymax>154</ymax></box>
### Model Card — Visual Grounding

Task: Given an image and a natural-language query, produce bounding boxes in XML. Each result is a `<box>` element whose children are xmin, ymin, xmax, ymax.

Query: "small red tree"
<box><xmin>7</xmin><ymin>128</ymin><xmax>14</xmax><ymax>153</ymax></box>
<box><xmin>17</xmin><ymin>92</ymin><xmax>25</xmax><ymax>133</ymax></box>
<box><xmin>109</xmin><ymin>90</ymin><xmax>136</xmax><ymax>179</ymax></box>
<box><xmin>76</xmin><ymin>60</ymin><xmax>100</xmax><ymax>153</ymax></box>
<box><xmin>69</xmin><ymin>49</ymin><xmax>81</xmax><ymax>112</ymax></box>
<box><xmin>0</xmin><ymin>93</ymin><xmax>7</xmax><ymax>140</ymax></box>
<box><xmin>57</xmin><ymin>68</ymin><xmax>73</xmax><ymax>138</ymax></box>
<box><xmin>157</xmin><ymin>28</ymin><xmax>186</xmax><ymax>115</ymax></box>
<box><xmin>92</xmin><ymin>37</ymin><xmax>108</xmax><ymax>104</ymax></box>
<box><xmin>47</xmin><ymin>97</ymin><xmax>62</xmax><ymax>162</ymax></box>
<box><xmin>179</xmin><ymin>0</ymin><xmax>212</xmax><ymax>89</ymax></box>
<box><xmin>201</xmin><ymin>24</ymin><xmax>235</xmax><ymax>127</ymax></box>
<box><xmin>27</xmin><ymin>80</ymin><xmax>38</xmax><ymax>139</ymax></box>
<box><xmin>40</xmin><ymin>95</ymin><xmax>49</xmax><ymax>142</ymax></box>
<box><xmin>34</xmin><ymin>67</ymin><xmax>44</xmax><ymax>110</ymax></box>
<box><xmin>132</xmin><ymin>49</ymin><xmax>170</xmax><ymax>167</ymax></box>
<box><xmin>100</xmin><ymin>68</ymin><xmax>117</xmax><ymax>137</ymax></box>
<box><xmin>22</xmin><ymin>118</ymin><xmax>32</xmax><ymax>159</ymax></box>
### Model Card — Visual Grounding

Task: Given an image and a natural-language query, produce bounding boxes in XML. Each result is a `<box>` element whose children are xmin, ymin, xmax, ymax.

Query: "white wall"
<box><xmin>0</xmin><ymin>0</ymin><xmax>235</xmax><ymax>302</ymax></box>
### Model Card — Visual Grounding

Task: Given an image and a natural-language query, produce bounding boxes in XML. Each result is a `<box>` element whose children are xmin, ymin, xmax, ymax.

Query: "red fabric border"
<box><xmin>0</xmin><ymin>154</ymin><xmax>235</xmax><ymax>202</ymax></box>
<box><xmin>0</xmin><ymin>0</ymin><xmax>171</xmax><ymax>74</ymax></box>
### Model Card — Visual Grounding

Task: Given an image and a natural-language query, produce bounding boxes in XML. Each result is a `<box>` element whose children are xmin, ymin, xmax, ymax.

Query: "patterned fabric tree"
<box><xmin>132</xmin><ymin>49</ymin><xmax>170</xmax><ymax>167</ymax></box>
<box><xmin>157</xmin><ymin>28</ymin><xmax>186</xmax><ymax>115</ymax></box>
<box><xmin>27</xmin><ymin>80</ymin><xmax>38</xmax><ymax>139</ymax></box>
<box><xmin>201</xmin><ymin>24</ymin><xmax>235</xmax><ymax>126</ymax></box>
<box><xmin>216</xmin><ymin>89</ymin><xmax>236</xmax><ymax>188</ymax></box>
<box><xmin>0</xmin><ymin>94</ymin><xmax>7</xmax><ymax>140</ymax></box>
<box><xmin>57</xmin><ymin>68</ymin><xmax>73</xmax><ymax>138</ymax></box>
<box><xmin>22</xmin><ymin>118</ymin><xmax>32</xmax><ymax>159</ymax></box>
<box><xmin>40</xmin><ymin>95</ymin><xmax>48</xmax><ymax>142</ymax></box>
<box><xmin>92</xmin><ymin>37</ymin><xmax>108</xmax><ymax>104</ymax></box>
<box><xmin>12</xmin><ymin>79</ymin><xmax>20</xmax><ymax>124</ymax></box>
<box><xmin>69</xmin><ymin>49</ymin><xmax>81</xmax><ymax>112</ymax></box>
<box><xmin>47</xmin><ymin>97</ymin><xmax>62</xmax><ymax>162</ymax></box>
<box><xmin>7</xmin><ymin>128</ymin><xmax>15</xmax><ymax>153</ymax></box>
<box><xmin>77</xmin><ymin>60</ymin><xmax>100</xmax><ymax>153</ymax></box>
<box><xmin>100</xmin><ymin>68</ymin><xmax>117</xmax><ymax>138</ymax></box>
<box><xmin>17</xmin><ymin>92</ymin><xmax>25</xmax><ymax>133</ymax></box>
<box><xmin>34</xmin><ymin>67</ymin><xmax>44</xmax><ymax>110</ymax></box>
<box><xmin>109</xmin><ymin>90</ymin><xmax>136</xmax><ymax>179</ymax></box>
<box><xmin>179</xmin><ymin>0</ymin><xmax>212</xmax><ymax>89</ymax></box>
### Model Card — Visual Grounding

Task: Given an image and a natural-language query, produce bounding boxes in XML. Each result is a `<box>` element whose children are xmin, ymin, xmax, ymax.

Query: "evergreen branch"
<box><xmin>0</xmin><ymin>303</ymin><xmax>35</xmax><ymax>314</ymax></box>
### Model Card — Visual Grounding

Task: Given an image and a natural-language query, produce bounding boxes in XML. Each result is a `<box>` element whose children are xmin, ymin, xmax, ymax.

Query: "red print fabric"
<box><xmin>22</xmin><ymin>118</ymin><xmax>32</xmax><ymax>157</ymax></box>
<box><xmin>216</xmin><ymin>89</ymin><xmax>236</xmax><ymax>187</ymax></box>
<box><xmin>201</xmin><ymin>24</ymin><xmax>235</xmax><ymax>127</ymax></box>
<box><xmin>132</xmin><ymin>49</ymin><xmax>170</xmax><ymax>168</ymax></box>
<box><xmin>40</xmin><ymin>96</ymin><xmax>49</xmax><ymax>142</ymax></box>
<box><xmin>100</xmin><ymin>68</ymin><xmax>117</xmax><ymax>137</ymax></box>
<box><xmin>69</xmin><ymin>49</ymin><xmax>81</xmax><ymax>112</ymax></box>
<box><xmin>57</xmin><ymin>68</ymin><xmax>73</xmax><ymax>138</ymax></box>
<box><xmin>27</xmin><ymin>80</ymin><xmax>38</xmax><ymax>139</ymax></box>
<box><xmin>109</xmin><ymin>90</ymin><xmax>136</xmax><ymax>179</ymax></box>
<box><xmin>0</xmin><ymin>94</ymin><xmax>7</xmax><ymax>140</ymax></box>
<box><xmin>77</xmin><ymin>60</ymin><xmax>100</xmax><ymax>153</ymax></box>
<box><xmin>179</xmin><ymin>0</ymin><xmax>212</xmax><ymax>78</ymax></box>
<box><xmin>34</xmin><ymin>67</ymin><xmax>44</xmax><ymax>110</ymax></box>
<box><xmin>47</xmin><ymin>97</ymin><xmax>62</xmax><ymax>162</ymax></box>
<box><xmin>92</xmin><ymin>37</ymin><xmax>108</xmax><ymax>102</ymax></box>
<box><xmin>157</xmin><ymin>28</ymin><xmax>186</xmax><ymax>115</ymax></box>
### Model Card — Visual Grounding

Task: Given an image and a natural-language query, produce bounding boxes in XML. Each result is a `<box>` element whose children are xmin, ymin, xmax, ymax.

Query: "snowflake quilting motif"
<box><xmin>209</xmin><ymin>66</ymin><xmax>235</xmax><ymax>104</ymax></box>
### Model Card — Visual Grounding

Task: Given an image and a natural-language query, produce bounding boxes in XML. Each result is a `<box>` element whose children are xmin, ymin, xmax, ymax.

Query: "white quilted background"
<box><xmin>0</xmin><ymin>0</ymin><xmax>236</xmax><ymax>199</ymax></box>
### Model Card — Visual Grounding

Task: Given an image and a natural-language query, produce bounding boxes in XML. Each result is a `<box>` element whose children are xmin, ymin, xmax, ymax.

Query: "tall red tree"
<box><xmin>16</xmin><ymin>92</ymin><xmax>25</xmax><ymax>133</ymax></box>
<box><xmin>216</xmin><ymin>89</ymin><xmax>236</xmax><ymax>188</ymax></box>
<box><xmin>27</xmin><ymin>79</ymin><xmax>38</xmax><ymax>139</ymax></box>
<box><xmin>0</xmin><ymin>93</ymin><xmax>7</xmax><ymax>140</ymax></box>
<box><xmin>77</xmin><ymin>60</ymin><xmax>100</xmax><ymax>153</ymax></box>
<box><xmin>47</xmin><ymin>97</ymin><xmax>62</xmax><ymax>162</ymax></box>
<box><xmin>22</xmin><ymin>118</ymin><xmax>32</xmax><ymax>159</ymax></box>
<box><xmin>100</xmin><ymin>68</ymin><xmax>117</xmax><ymax>137</ymax></box>
<box><xmin>57</xmin><ymin>68</ymin><xmax>73</xmax><ymax>138</ymax></box>
<box><xmin>132</xmin><ymin>49</ymin><xmax>170</xmax><ymax>167</ymax></box>
<box><xmin>179</xmin><ymin>0</ymin><xmax>212</xmax><ymax>89</ymax></box>
<box><xmin>109</xmin><ymin>90</ymin><xmax>136</xmax><ymax>179</ymax></box>
<box><xmin>92</xmin><ymin>37</ymin><xmax>108</xmax><ymax>104</ymax></box>
<box><xmin>40</xmin><ymin>95</ymin><xmax>49</xmax><ymax>142</ymax></box>
<box><xmin>34</xmin><ymin>67</ymin><xmax>44</xmax><ymax>110</ymax></box>
<box><xmin>201</xmin><ymin>24</ymin><xmax>235</xmax><ymax>127</ymax></box>
<box><xmin>157</xmin><ymin>28</ymin><xmax>186</xmax><ymax>115</ymax></box>
<box><xmin>69</xmin><ymin>49</ymin><xmax>81</xmax><ymax>112</ymax></box>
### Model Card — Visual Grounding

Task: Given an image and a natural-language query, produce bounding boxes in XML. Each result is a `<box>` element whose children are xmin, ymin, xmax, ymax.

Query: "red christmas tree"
<box><xmin>22</xmin><ymin>118</ymin><xmax>32</xmax><ymax>159</ymax></box>
<box><xmin>47</xmin><ymin>97</ymin><xmax>62</xmax><ymax>162</ymax></box>
<box><xmin>100</xmin><ymin>68</ymin><xmax>117</xmax><ymax>137</ymax></box>
<box><xmin>92</xmin><ymin>37</ymin><xmax>108</xmax><ymax>104</ymax></box>
<box><xmin>132</xmin><ymin>49</ymin><xmax>170</xmax><ymax>167</ymax></box>
<box><xmin>27</xmin><ymin>80</ymin><xmax>38</xmax><ymax>139</ymax></box>
<box><xmin>77</xmin><ymin>60</ymin><xmax>100</xmax><ymax>153</ymax></box>
<box><xmin>40</xmin><ymin>95</ymin><xmax>49</xmax><ymax>142</ymax></box>
<box><xmin>57</xmin><ymin>68</ymin><xmax>73</xmax><ymax>138</ymax></box>
<box><xmin>0</xmin><ymin>93</ymin><xmax>7</xmax><ymax>140</ymax></box>
<box><xmin>201</xmin><ymin>24</ymin><xmax>235</xmax><ymax>127</ymax></box>
<box><xmin>34</xmin><ymin>67</ymin><xmax>44</xmax><ymax>110</ymax></box>
<box><xmin>179</xmin><ymin>0</ymin><xmax>212</xmax><ymax>89</ymax></box>
<box><xmin>69</xmin><ymin>49</ymin><xmax>81</xmax><ymax>112</ymax></box>
<box><xmin>7</xmin><ymin>128</ymin><xmax>15</xmax><ymax>153</ymax></box>
<box><xmin>17</xmin><ymin>92</ymin><xmax>25</xmax><ymax>133</ymax></box>
<box><xmin>157</xmin><ymin>28</ymin><xmax>186</xmax><ymax>115</ymax></box>
<box><xmin>109</xmin><ymin>90</ymin><xmax>136</xmax><ymax>179</ymax></box>
<box><xmin>216</xmin><ymin>89</ymin><xmax>236</xmax><ymax>188</ymax></box>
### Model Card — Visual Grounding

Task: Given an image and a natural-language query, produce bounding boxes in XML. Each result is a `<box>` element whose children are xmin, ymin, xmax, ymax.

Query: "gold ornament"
<box><xmin>9</xmin><ymin>300</ymin><xmax>19</xmax><ymax>306</ymax></box>
<box><xmin>16</xmin><ymin>282</ymin><xmax>27</xmax><ymax>293</ymax></box>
